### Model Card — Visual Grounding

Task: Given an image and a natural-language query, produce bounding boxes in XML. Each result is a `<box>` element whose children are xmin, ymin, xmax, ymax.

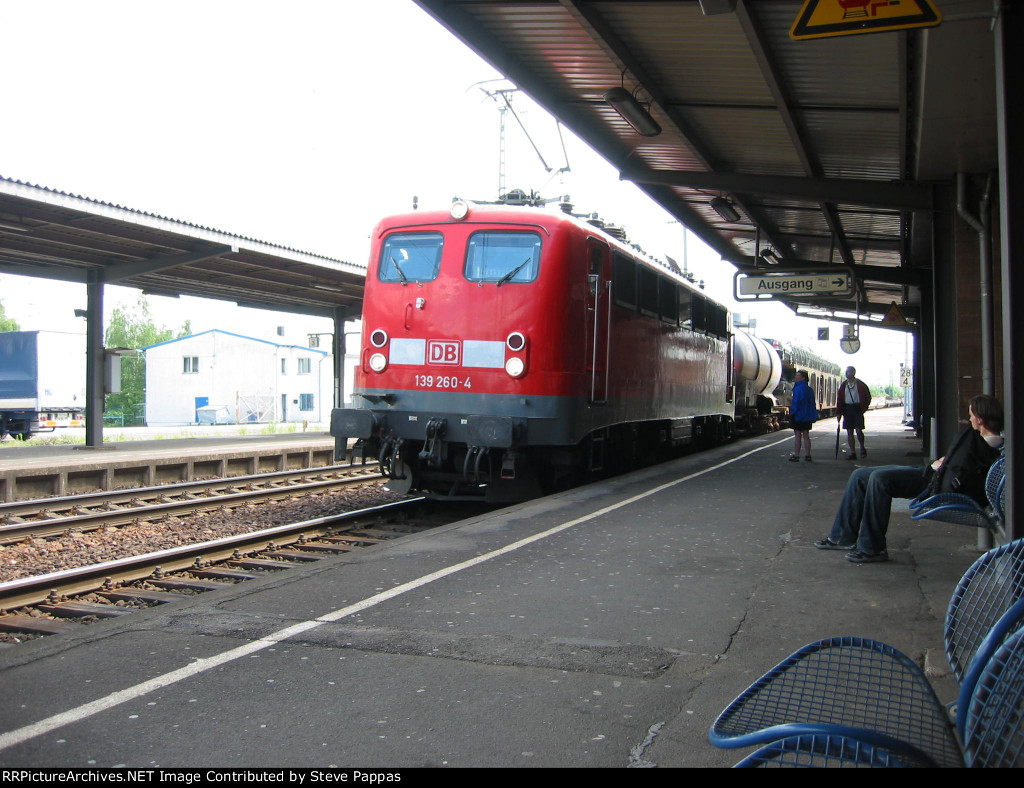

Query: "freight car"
<box><xmin>330</xmin><ymin>200</ymin><xmax>790</xmax><ymax>501</ymax></box>
<box><xmin>766</xmin><ymin>340</ymin><xmax>842</xmax><ymax>424</ymax></box>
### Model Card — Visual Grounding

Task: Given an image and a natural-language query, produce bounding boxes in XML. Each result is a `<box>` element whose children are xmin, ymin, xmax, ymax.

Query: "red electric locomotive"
<box><xmin>331</xmin><ymin>199</ymin><xmax>778</xmax><ymax>501</ymax></box>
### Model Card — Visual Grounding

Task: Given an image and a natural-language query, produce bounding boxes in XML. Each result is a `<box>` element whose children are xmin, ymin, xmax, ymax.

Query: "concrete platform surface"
<box><xmin>0</xmin><ymin>408</ymin><xmax>987</xmax><ymax>768</ymax></box>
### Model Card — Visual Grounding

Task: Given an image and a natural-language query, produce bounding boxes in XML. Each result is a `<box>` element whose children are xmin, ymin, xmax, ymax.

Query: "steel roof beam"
<box><xmin>102</xmin><ymin>245</ymin><xmax>237</xmax><ymax>283</ymax></box>
<box><xmin>621</xmin><ymin>167</ymin><xmax>932</xmax><ymax>211</ymax></box>
<box><xmin>736</xmin><ymin>0</ymin><xmax>856</xmax><ymax>265</ymax></box>
<box><xmin>0</xmin><ymin>258</ymin><xmax>87</xmax><ymax>282</ymax></box>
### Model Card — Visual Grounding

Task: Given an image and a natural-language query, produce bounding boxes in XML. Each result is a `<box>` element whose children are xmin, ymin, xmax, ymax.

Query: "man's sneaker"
<box><xmin>846</xmin><ymin>548</ymin><xmax>889</xmax><ymax>564</ymax></box>
<box><xmin>860</xmin><ymin>449</ymin><xmax>868</xmax><ymax>458</ymax></box>
<box><xmin>814</xmin><ymin>537</ymin><xmax>855</xmax><ymax>550</ymax></box>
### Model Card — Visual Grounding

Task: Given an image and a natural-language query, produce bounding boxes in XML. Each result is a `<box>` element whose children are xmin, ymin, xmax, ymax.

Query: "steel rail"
<box><xmin>0</xmin><ymin>498</ymin><xmax>422</xmax><ymax>612</ymax></box>
<box><xmin>0</xmin><ymin>462</ymin><xmax>379</xmax><ymax>520</ymax></box>
<box><xmin>0</xmin><ymin>468</ymin><xmax>384</xmax><ymax>545</ymax></box>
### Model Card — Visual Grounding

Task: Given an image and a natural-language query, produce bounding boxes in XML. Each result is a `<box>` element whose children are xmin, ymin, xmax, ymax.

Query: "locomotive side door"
<box><xmin>585</xmin><ymin>239</ymin><xmax>611</xmax><ymax>403</ymax></box>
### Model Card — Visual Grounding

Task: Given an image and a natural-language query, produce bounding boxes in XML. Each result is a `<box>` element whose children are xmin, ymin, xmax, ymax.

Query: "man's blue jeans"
<box><xmin>828</xmin><ymin>465</ymin><xmax>930</xmax><ymax>554</ymax></box>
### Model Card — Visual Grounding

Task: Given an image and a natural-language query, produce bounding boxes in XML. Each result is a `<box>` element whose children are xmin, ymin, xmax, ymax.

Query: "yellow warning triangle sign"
<box><xmin>881</xmin><ymin>301</ymin><xmax>909</xmax><ymax>326</ymax></box>
<box><xmin>791</xmin><ymin>0</ymin><xmax>942</xmax><ymax>40</ymax></box>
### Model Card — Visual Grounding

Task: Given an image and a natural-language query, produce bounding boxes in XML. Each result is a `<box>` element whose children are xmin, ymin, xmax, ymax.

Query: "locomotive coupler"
<box><xmin>379</xmin><ymin>434</ymin><xmax>406</xmax><ymax>480</ymax></box>
<box><xmin>348</xmin><ymin>438</ymin><xmax>373</xmax><ymax>466</ymax></box>
<box><xmin>419</xmin><ymin>417</ymin><xmax>448</xmax><ymax>468</ymax></box>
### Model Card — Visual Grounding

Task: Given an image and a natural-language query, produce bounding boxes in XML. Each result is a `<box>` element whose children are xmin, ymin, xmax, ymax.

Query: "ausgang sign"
<box><xmin>735</xmin><ymin>268</ymin><xmax>854</xmax><ymax>300</ymax></box>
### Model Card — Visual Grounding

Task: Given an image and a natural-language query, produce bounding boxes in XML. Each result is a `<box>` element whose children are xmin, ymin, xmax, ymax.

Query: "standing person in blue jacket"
<box><xmin>789</xmin><ymin>370</ymin><xmax>819</xmax><ymax>462</ymax></box>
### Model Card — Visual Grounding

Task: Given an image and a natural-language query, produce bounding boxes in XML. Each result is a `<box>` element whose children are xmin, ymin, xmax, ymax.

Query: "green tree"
<box><xmin>0</xmin><ymin>300</ymin><xmax>20</xmax><ymax>332</ymax></box>
<box><xmin>104</xmin><ymin>295</ymin><xmax>189</xmax><ymax>424</ymax></box>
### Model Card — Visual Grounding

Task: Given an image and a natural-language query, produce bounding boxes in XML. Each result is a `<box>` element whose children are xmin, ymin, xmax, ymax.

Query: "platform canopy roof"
<box><xmin>0</xmin><ymin>176</ymin><xmax>365</xmax><ymax>319</ymax></box>
<box><xmin>415</xmin><ymin>0</ymin><xmax>999</xmax><ymax>325</ymax></box>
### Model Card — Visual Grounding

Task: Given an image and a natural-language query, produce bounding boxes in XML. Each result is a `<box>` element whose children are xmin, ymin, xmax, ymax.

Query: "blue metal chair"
<box><xmin>944</xmin><ymin>534</ymin><xmax>1024</xmax><ymax>692</ymax></box>
<box><xmin>709</xmin><ymin>538</ymin><xmax>1024</xmax><ymax>768</ymax></box>
<box><xmin>733</xmin><ymin>733</ymin><xmax>935</xmax><ymax>768</ymax></box>
<box><xmin>908</xmin><ymin>456</ymin><xmax>1005</xmax><ymax>533</ymax></box>
<box><xmin>962</xmin><ymin>617</ymin><xmax>1024</xmax><ymax>767</ymax></box>
<box><xmin>734</xmin><ymin>621</ymin><xmax>1024</xmax><ymax>768</ymax></box>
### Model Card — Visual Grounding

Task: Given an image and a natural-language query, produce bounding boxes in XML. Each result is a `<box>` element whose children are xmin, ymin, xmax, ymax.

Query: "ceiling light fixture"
<box><xmin>710</xmin><ymin>196</ymin><xmax>740</xmax><ymax>223</ymax></box>
<box><xmin>760</xmin><ymin>248</ymin><xmax>783</xmax><ymax>266</ymax></box>
<box><xmin>603</xmin><ymin>87</ymin><xmax>661</xmax><ymax>137</ymax></box>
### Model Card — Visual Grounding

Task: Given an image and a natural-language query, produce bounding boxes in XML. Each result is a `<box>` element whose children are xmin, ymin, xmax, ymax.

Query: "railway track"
<box><xmin>0</xmin><ymin>463</ymin><xmax>382</xmax><ymax>545</ymax></box>
<box><xmin>0</xmin><ymin>497</ymin><xmax>482</xmax><ymax>642</ymax></box>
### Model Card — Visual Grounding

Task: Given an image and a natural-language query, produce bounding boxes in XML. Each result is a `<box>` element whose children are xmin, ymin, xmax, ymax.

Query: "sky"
<box><xmin>0</xmin><ymin>0</ymin><xmax>911</xmax><ymax>387</ymax></box>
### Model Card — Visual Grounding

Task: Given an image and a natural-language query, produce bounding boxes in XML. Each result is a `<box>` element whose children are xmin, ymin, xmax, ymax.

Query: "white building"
<box><xmin>143</xmin><ymin>330</ymin><xmax>334</xmax><ymax>426</ymax></box>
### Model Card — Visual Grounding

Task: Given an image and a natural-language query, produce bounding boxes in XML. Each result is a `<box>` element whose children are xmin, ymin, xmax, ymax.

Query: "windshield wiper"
<box><xmin>390</xmin><ymin>255</ymin><xmax>409</xmax><ymax>285</ymax></box>
<box><xmin>496</xmin><ymin>257</ymin><xmax>532</xmax><ymax>286</ymax></box>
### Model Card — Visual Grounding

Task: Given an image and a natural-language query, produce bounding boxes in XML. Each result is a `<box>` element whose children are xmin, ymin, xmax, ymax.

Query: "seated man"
<box><xmin>815</xmin><ymin>394</ymin><xmax>1004</xmax><ymax>564</ymax></box>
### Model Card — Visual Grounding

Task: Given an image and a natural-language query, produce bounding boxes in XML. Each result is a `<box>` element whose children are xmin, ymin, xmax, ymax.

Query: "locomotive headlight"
<box><xmin>450</xmin><ymin>199</ymin><xmax>473</xmax><ymax>220</ymax></box>
<box><xmin>370</xmin><ymin>329</ymin><xmax>389</xmax><ymax>348</ymax></box>
<box><xmin>506</xmin><ymin>332</ymin><xmax>526</xmax><ymax>352</ymax></box>
<box><xmin>369</xmin><ymin>353</ymin><xmax>388</xmax><ymax>373</ymax></box>
<box><xmin>505</xmin><ymin>357</ymin><xmax>525</xmax><ymax>378</ymax></box>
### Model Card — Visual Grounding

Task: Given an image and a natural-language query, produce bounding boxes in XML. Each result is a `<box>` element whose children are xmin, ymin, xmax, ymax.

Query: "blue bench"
<box><xmin>733</xmin><ymin>621</ymin><xmax>1024</xmax><ymax>768</ymax></box>
<box><xmin>909</xmin><ymin>456</ymin><xmax>1006</xmax><ymax>535</ymax></box>
<box><xmin>708</xmin><ymin>537</ymin><xmax>1024</xmax><ymax>768</ymax></box>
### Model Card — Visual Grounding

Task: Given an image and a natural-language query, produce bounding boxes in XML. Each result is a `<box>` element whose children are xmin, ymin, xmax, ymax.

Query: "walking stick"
<box><xmin>835</xmin><ymin>420</ymin><xmax>841</xmax><ymax>459</ymax></box>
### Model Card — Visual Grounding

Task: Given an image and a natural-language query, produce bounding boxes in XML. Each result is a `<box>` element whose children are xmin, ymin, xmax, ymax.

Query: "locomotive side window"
<box><xmin>708</xmin><ymin>303</ymin><xmax>728</xmax><ymax>338</ymax></box>
<box><xmin>678</xmin><ymin>288</ymin><xmax>693</xmax><ymax>328</ymax></box>
<box><xmin>379</xmin><ymin>232</ymin><xmax>444</xmax><ymax>283</ymax></box>
<box><xmin>659</xmin><ymin>279</ymin><xmax>678</xmax><ymax>325</ymax></box>
<box><xmin>637</xmin><ymin>266</ymin><xmax>658</xmax><ymax>318</ymax></box>
<box><xmin>612</xmin><ymin>252</ymin><xmax>637</xmax><ymax>309</ymax></box>
<box><xmin>464</xmin><ymin>231</ymin><xmax>541</xmax><ymax>283</ymax></box>
<box><xmin>691</xmin><ymin>293</ymin><xmax>708</xmax><ymax>332</ymax></box>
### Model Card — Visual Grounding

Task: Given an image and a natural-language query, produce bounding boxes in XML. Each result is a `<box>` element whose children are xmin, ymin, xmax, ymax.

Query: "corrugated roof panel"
<box><xmin>804</xmin><ymin>110</ymin><xmax>903</xmax><ymax>180</ymax></box>
<box><xmin>596</xmin><ymin>2</ymin><xmax>778</xmax><ymax>107</ymax></box>
<box><xmin>678</xmin><ymin>106</ymin><xmax>806</xmax><ymax>175</ymax></box>
<box><xmin>753</xmin><ymin>1</ymin><xmax>903</xmax><ymax>110</ymax></box>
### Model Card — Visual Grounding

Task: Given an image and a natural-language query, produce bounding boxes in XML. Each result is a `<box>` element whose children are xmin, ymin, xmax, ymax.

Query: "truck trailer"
<box><xmin>0</xmin><ymin>330</ymin><xmax>86</xmax><ymax>439</ymax></box>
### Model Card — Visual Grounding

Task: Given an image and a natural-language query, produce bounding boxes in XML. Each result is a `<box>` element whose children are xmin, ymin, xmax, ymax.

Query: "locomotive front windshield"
<box><xmin>464</xmin><ymin>231</ymin><xmax>541</xmax><ymax>284</ymax></box>
<box><xmin>379</xmin><ymin>232</ymin><xmax>444</xmax><ymax>283</ymax></box>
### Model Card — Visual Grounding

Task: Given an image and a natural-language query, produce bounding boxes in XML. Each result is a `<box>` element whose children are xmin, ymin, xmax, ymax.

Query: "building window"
<box><xmin>183</xmin><ymin>356</ymin><xmax>199</xmax><ymax>374</ymax></box>
<box><xmin>299</xmin><ymin>394</ymin><xmax>315</xmax><ymax>411</ymax></box>
<box><xmin>281</xmin><ymin>359</ymin><xmax>287</xmax><ymax>374</ymax></box>
<box><xmin>297</xmin><ymin>358</ymin><xmax>311</xmax><ymax>374</ymax></box>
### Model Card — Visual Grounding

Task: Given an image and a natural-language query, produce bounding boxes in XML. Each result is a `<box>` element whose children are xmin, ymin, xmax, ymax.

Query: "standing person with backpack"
<box><xmin>837</xmin><ymin>366</ymin><xmax>872</xmax><ymax>460</ymax></box>
<box><xmin>789</xmin><ymin>370</ymin><xmax>818</xmax><ymax>463</ymax></box>
<box><xmin>813</xmin><ymin>394</ymin><xmax>1003</xmax><ymax>564</ymax></box>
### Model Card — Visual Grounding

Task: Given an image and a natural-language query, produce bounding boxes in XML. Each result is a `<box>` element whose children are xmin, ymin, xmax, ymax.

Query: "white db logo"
<box><xmin>427</xmin><ymin>340</ymin><xmax>461</xmax><ymax>365</ymax></box>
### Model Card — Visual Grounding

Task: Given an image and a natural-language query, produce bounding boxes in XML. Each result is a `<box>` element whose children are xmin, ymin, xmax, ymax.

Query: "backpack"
<box><xmin>927</xmin><ymin>426</ymin><xmax>1000</xmax><ymax>505</ymax></box>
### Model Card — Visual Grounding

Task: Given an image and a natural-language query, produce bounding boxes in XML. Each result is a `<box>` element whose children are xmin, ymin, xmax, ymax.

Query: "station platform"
<box><xmin>0</xmin><ymin>431</ymin><xmax>337</xmax><ymax>501</ymax></box>
<box><xmin>0</xmin><ymin>408</ymin><xmax>990</xmax><ymax>768</ymax></box>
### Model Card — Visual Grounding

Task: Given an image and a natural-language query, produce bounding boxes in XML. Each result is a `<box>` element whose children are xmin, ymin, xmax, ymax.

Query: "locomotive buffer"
<box><xmin>734</xmin><ymin>268</ymin><xmax>853</xmax><ymax>300</ymax></box>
